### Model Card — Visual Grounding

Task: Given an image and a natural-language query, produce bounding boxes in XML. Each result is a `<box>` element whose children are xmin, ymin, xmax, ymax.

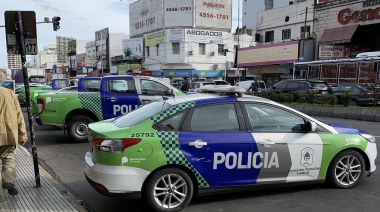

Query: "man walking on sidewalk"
<box><xmin>0</xmin><ymin>71</ymin><xmax>27</xmax><ymax>202</ymax></box>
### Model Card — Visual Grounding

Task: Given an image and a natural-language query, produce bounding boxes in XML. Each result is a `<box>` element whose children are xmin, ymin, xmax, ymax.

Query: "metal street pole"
<box><xmin>300</xmin><ymin>7</ymin><xmax>308</xmax><ymax>62</ymax></box>
<box><xmin>16</xmin><ymin>11</ymin><xmax>41</xmax><ymax>187</ymax></box>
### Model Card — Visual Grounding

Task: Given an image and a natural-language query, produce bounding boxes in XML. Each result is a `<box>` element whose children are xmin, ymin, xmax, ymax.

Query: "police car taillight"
<box><xmin>37</xmin><ymin>98</ymin><xmax>44</xmax><ymax>114</ymax></box>
<box><xmin>92</xmin><ymin>138</ymin><xmax>141</xmax><ymax>152</ymax></box>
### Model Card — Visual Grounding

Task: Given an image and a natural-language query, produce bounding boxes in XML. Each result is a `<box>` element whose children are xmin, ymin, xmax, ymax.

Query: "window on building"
<box><xmin>156</xmin><ymin>44</ymin><xmax>159</xmax><ymax>56</ymax></box>
<box><xmin>199</xmin><ymin>43</ymin><xmax>206</xmax><ymax>55</ymax></box>
<box><xmin>218</xmin><ymin>44</ymin><xmax>224</xmax><ymax>55</ymax></box>
<box><xmin>172</xmin><ymin>43</ymin><xmax>180</xmax><ymax>54</ymax></box>
<box><xmin>265</xmin><ymin>31</ymin><xmax>274</xmax><ymax>43</ymax></box>
<box><xmin>300</xmin><ymin>26</ymin><xmax>311</xmax><ymax>38</ymax></box>
<box><xmin>146</xmin><ymin>47</ymin><xmax>150</xmax><ymax>57</ymax></box>
<box><xmin>282</xmin><ymin>29</ymin><xmax>291</xmax><ymax>40</ymax></box>
<box><xmin>102</xmin><ymin>44</ymin><xmax>106</xmax><ymax>50</ymax></box>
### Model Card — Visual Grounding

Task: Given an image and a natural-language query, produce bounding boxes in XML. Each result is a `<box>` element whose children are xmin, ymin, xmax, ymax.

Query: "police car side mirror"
<box><xmin>304</xmin><ymin>120</ymin><xmax>317</xmax><ymax>132</ymax></box>
<box><xmin>165</xmin><ymin>88</ymin><xmax>174</xmax><ymax>96</ymax></box>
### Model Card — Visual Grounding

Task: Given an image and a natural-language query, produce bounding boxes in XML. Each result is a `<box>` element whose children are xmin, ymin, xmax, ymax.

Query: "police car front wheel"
<box><xmin>328</xmin><ymin>150</ymin><xmax>366</xmax><ymax>189</ymax></box>
<box><xmin>145</xmin><ymin>168</ymin><xmax>194</xmax><ymax>212</ymax></box>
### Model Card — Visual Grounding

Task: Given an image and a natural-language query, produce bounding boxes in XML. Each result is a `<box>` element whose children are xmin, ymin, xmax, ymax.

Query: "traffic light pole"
<box><xmin>16</xmin><ymin>11</ymin><xmax>41</xmax><ymax>188</ymax></box>
<box><xmin>0</xmin><ymin>21</ymin><xmax>49</xmax><ymax>28</ymax></box>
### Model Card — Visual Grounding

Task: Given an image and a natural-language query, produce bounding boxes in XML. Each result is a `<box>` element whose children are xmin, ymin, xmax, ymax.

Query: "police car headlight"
<box><xmin>360</xmin><ymin>134</ymin><xmax>376</xmax><ymax>143</ymax></box>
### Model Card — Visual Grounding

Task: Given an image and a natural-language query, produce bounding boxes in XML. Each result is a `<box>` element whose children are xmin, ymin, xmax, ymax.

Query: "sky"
<box><xmin>0</xmin><ymin>0</ymin><xmax>289</xmax><ymax>68</ymax></box>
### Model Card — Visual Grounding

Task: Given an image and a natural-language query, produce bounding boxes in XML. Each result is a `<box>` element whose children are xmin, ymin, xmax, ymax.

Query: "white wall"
<box><xmin>142</xmin><ymin>33</ymin><xmax>254</xmax><ymax>71</ymax></box>
<box><xmin>85</xmin><ymin>41</ymin><xmax>96</xmax><ymax>56</ymax></box>
<box><xmin>256</xmin><ymin>0</ymin><xmax>314</xmax><ymax>43</ymax></box>
<box><xmin>75</xmin><ymin>40</ymin><xmax>88</xmax><ymax>55</ymax></box>
<box><xmin>109</xmin><ymin>33</ymin><xmax>129</xmax><ymax>58</ymax></box>
<box><xmin>243</xmin><ymin>0</ymin><xmax>293</xmax><ymax>32</ymax></box>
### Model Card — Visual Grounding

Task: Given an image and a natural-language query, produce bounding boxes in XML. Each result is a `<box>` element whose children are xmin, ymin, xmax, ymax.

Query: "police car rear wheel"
<box><xmin>68</xmin><ymin>115</ymin><xmax>93</xmax><ymax>143</ymax></box>
<box><xmin>146</xmin><ymin>168</ymin><xmax>193</xmax><ymax>212</ymax></box>
<box><xmin>328</xmin><ymin>150</ymin><xmax>365</xmax><ymax>189</ymax></box>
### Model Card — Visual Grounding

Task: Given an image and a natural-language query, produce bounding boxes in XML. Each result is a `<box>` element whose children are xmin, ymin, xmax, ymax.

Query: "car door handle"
<box><xmin>188</xmin><ymin>139</ymin><xmax>207</xmax><ymax>148</ymax></box>
<box><xmin>258</xmin><ymin>140</ymin><xmax>275</xmax><ymax>147</ymax></box>
<box><xmin>142</xmin><ymin>99</ymin><xmax>151</xmax><ymax>102</ymax></box>
<box><xmin>108</xmin><ymin>97</ymin><xmax>118</xmax><ymax>102</ymax></box>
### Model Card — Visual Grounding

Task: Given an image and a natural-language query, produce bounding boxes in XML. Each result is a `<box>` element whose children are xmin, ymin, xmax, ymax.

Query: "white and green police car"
<box><xmin>84</xmin><ymin>86</ymin><xmax>377</xmax><ymax>211</ymax></box>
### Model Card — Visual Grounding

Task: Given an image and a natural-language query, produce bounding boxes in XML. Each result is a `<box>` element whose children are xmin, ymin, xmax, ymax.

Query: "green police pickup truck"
<box><xmin>37</xmin><ymin>75</ymin><xmax>184</xmax><ymax>142</ymax></box>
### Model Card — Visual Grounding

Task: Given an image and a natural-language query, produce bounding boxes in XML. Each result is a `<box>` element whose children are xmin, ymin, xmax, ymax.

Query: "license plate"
<box><xmin>321</xmin><ymin>91</ymin><xmax>327</xmax><ymax>94</ymax></box>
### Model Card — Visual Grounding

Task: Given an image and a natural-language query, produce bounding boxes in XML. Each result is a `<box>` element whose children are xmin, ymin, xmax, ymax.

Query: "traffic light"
<box><xmin>52</xmin><ymin>16</ymin><xmax>61</xmax><ymax>31</ymax></box>
<box><xmin>125</xmin><ymin>48</ymin><xmax>133</xmax><ymax>60</ymax></box>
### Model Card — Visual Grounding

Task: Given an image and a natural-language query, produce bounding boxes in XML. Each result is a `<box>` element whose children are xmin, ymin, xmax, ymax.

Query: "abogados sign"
<box><xmin>338</xmin><ymin>7</ymin><xmax>380</xmax><ymax>25</ymax></box>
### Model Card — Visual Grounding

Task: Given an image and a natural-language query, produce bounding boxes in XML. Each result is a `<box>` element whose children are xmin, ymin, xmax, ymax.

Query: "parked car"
<box><xmin>189</xmin><ymin>81</ymin><xmax>216</xmax><ymax>92</ymax></box>
<box><xmin>263</xmin><ymin>79</ymin><xmax>333</xmax><ymax>94</ymax></box>
<box><xmin>84</xmin><ymin>86</ymin><xmax>376</xmax><ymax>212</ymax></box>
<box><xmin>213</xmin><ymin>80</ymin><xmax>230</xmax><ymax>85</ymax></box>
<box><xmin>332</xmin><ymin>83</ymin><xmax>379</xmax><ymax>106</ymax></box>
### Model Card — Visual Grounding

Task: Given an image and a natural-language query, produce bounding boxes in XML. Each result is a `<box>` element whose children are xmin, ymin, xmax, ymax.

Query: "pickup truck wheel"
<box><xmin>67</xmin><ymin>116</ymin><xmax>94</xmax><ymax>143</ymax></box>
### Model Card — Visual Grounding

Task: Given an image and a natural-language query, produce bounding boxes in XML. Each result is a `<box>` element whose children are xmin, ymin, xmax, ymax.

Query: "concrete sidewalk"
<box><xmin>0</xmin><ymin>147</ymin><xmax>83</xmax><ymax>212</ymax></box>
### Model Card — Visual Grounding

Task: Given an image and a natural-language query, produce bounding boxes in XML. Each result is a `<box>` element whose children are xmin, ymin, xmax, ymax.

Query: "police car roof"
<box><xmin>165</xmin><ymin>93</ymin><xmax>273</xmax><ymax>106</ymax></box>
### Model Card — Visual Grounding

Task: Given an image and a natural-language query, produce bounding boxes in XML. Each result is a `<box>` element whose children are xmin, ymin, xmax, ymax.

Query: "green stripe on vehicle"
<box><xmin>318</xmin><ymin>134</ymin><xmax>368</xmax><ymax>180</ymax></box>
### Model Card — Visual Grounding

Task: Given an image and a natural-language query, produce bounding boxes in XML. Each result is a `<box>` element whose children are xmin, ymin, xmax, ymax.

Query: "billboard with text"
<box><xmin>129</xmin><ymin>0</ymin><xmax>163</xmax><ymax>37</ymax></box>
<box><xmin>195</xmin><ymin>0</ymin><xmax>232</xmax><ymax>30</ymax></box>
<box><xmin>164</xmin><ymin>0</ymin><xmax>193</xmax><ymax>27</ymax></box>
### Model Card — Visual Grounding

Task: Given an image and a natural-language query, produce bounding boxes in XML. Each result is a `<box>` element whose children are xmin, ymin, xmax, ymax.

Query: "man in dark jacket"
<box><xmin>181</xmin><ymin>78</ymin><xmax>190</xmax><ymax>92</ymax></box>
<box><xmin>247</xmin><ymin>80</ymin><xmax>259</xmax><ymax>95</ymax></box>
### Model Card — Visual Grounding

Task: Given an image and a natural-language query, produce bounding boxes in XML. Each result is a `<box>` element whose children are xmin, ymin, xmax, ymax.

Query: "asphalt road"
<box><xmin>21</xmin><ymin>110</ymin><xmax>380</xmax><ymax>212</ymax></box>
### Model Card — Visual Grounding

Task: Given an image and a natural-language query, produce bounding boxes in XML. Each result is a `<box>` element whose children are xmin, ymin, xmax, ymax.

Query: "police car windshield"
<box><xmin>112</xmin><ymin>102</ymin><xmax>173</xmax><ymax>128</ymax></box>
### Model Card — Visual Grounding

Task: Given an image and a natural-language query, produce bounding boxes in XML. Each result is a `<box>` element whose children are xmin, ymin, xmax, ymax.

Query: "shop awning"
<box><xmin>318</xmin><ymin>25</ymin><xmax>358</xmax><ymax>45</ymax></box>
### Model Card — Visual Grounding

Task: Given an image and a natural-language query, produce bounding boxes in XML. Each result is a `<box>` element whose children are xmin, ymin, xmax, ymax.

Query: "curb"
<box><xmin>284</xmin><ymin>104</ymin><xmax>380</xmax><ymax>122</ymax></box>
<box><xmin>18</xmin><ymin>146</ymin><xmax>88</xmax><ymax>212</ymax></box>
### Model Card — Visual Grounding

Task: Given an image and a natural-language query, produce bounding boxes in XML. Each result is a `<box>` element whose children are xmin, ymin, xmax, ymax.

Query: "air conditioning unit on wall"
<box><xmin>188</xmin><ymin>50</ymin><xmax>193</xmax><ymax>55</ymax></box>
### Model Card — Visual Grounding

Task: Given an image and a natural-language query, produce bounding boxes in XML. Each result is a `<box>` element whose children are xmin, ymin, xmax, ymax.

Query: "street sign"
<box><xmin>25</xmin><ymin>38</ymin><xmax>37</xmax><ymax>55</ymax></box>
<box><xmin>4</xmin><ymin>11</ymin><xmax>38</xmax><ymax>55</ymax></box>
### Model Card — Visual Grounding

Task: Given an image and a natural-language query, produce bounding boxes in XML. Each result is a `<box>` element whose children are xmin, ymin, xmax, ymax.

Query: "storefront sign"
<box><xmin>363</xmin><ymin>0</ymin><xmax>380</xmax><ymax>7</ymax></box>
<box><xmin>319</xmin><ymin>45</ymin><xmax>345</xmax><ymax>59</ymax></box>
<box><xmin>237</xmin><ymin>41</ymin><xmax>299</xmax><ymax>67</ymax></box>
<box><xmin>185</xmin><ymin>29</ymin><xmax>228</xmax><ymax>44</ymax></box>
<box><xmin>338</xmin><ymin>7</ymin><xmax>380</xmax><ymax>25</ymax></box>
<box><xmin>145</xmin><ymin>30</ymin><xmax>167</xmax><ymax>46</ymax></box>
<box><xmin>167</xmin><ymin>29</ymin><xmax>185</xmax><ymax>43</ymax></box>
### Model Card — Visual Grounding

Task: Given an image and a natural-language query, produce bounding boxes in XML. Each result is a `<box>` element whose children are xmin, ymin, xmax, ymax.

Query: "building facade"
<box><xmin>305</xmin><ymin>0</ymin><xmax>380</xmax><ymax>84</ymax></box>
<box><xmin>68</xmin><ymin>39</ymin><xmax>88</xmax><ymax>76</ymax></box>
<box><xmin>315</xmin><ymin>0</ymin><xmax>380</xmax><ymax>58</ymax></box>
<box><xmin>7</xmin><ymin>55</ymin><xmax>21</xmax><ymax>69</ymax></box>
<box><xmin>123</xmin><ymin>0</ymin><xmax>247</xmax><ymax>79</ymax></box>
<box><xmin>242</xmin><ymin>0</ymin><xmax>292</xmax><ymax>32</ymax></box>
<box><xmin>85</xmin><ymin>28</ymin><xmax>129</xmax><ymax>76</ymax></box>
<box><xmin>36</xmin><ymin>44</ymin><xmax>57</xmax><ymax>69</ymax></box>
<box><xmin>56</xmin><ymin>36</ymin><xmax>74</xmax><ymax>66</ymax></box>
<box><xmin>238</xmin><ymin>0</ymin><xmax>314</xmax><ymax>86</ymax></box>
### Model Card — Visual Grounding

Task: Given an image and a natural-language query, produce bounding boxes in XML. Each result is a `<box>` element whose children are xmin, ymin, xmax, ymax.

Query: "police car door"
<box><xmin>101</xmin><ymin>77</ymin><xmax>140</xmax><ymax>120</ymax></box>
<box><xmin>241</xmin><ymin>103</ymin><xmax>323</xmax><ymax>184</ymax></box>
<box><xmin>178</xmin><ymin>103</ymin><xmax>253</xmax><ymax>187</ymax></box>
<box><xmin>138</xmin><ymin>78</ymin><xmax>173</xmax><ymax>104</ymax></box>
